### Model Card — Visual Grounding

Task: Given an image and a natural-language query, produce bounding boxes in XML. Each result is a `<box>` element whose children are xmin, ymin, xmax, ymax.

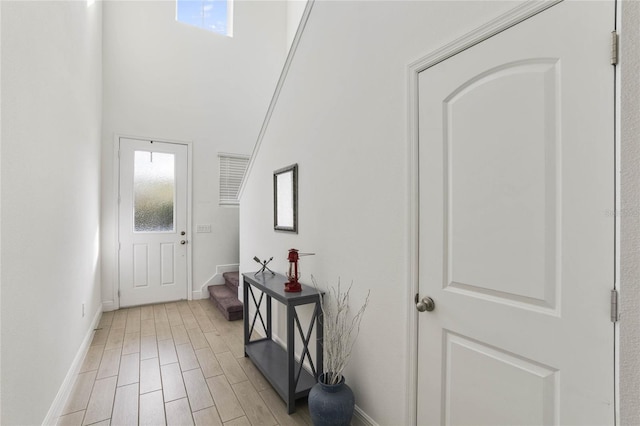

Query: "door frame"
<box><xmin>404</xmin><ymin>0</ymin><xmax>619</xmax><ymax>423</ymax></box>
<box><xmin>112</xmin><ymin>134</ymin><xmax>193</xmax><ymax>310</ymax></box>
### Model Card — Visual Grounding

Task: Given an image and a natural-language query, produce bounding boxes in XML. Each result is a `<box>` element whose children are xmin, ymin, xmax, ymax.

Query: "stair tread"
<box><xmin>222</xmin><ymin>271</ymin><xmax>240</xmax><ymax>288</ymax></box>
<box><xmin>208</xmin><ymin>272</ymin><xmax>243</xmax><ymax>321</ymax></box>
<box><xmin>209</xmin><ymin>284</ymin><xmax>239</xmax><ymax>299</ymax></box>
<box><xmin>208</xmin><ymin>285</ymin><xmax>243</xmax><ymax>313</ymax></box>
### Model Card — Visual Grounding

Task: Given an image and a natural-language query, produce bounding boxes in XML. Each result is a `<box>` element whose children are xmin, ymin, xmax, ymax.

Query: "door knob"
<box><xmin>180</xmin><ymin>240</ymin><xmax>187</xmax><ymax>245</ymax></box>
<box><xmin>416</xmin><ymin>296</ymin><xmax>435</xmax><ymax>312</ymax></box>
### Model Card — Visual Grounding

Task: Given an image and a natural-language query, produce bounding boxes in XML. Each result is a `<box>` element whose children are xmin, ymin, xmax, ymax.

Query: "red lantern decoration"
<box><xmin>284</xmin><ymin>248</ymin><xmax>315</xmax><ymax>292</ymax></box>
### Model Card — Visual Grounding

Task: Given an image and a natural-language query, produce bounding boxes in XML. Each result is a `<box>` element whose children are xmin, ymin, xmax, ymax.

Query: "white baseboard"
<box><xmin>273</xmin><ymin>333</ymin><xmax>286</xmax><ymax>350</ymax></box>
<box><xmin>353</xmin><ymin>405</ymin><xmax>378</xmax><ymax>426</ymax></box>
<box><xmin>102</xmin><ymin>300</ymin><xmax>117</xmax><ymax>312</ymax></box>
<box><xmin>197</xmin><ymin>263</ymin><xmax>240</xmax><ymax>299</ymax></box>
<box><xmin>42</xmin><ymin>307</ymin><xmax>102</xmax><ymax>425</ymax></box>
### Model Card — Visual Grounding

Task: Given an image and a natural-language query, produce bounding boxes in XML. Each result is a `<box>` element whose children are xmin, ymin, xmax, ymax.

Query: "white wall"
<box><xmin>101</xmin><ymin>1</ymin><xmax>287</xmax><ymax>309</ymax></box>
<box><xmin>620</xmin><ymin>1</ymin><xmax>640</xmax><ymax>424</ymax></box>
<box><xmin>0</xmin><ymin>1</ymin><xmax>103</xmax><ymax>424</ymax></box>
<box><xmin>239</xmin><ymin>2</ymin><xmax>525</xmax><ymax>423</ymax></box>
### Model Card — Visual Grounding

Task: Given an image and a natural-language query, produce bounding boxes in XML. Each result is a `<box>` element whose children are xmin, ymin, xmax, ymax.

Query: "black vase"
<box><xmin>308</xmin><ymin>373</ymin><xmax>355</xmax><ymax>426</ymax></box>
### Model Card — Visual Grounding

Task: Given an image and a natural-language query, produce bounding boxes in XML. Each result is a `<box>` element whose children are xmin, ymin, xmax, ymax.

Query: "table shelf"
<box><xmin>243</xmin><ymin>272</ymin><xmax>323</xmax><ymax>414</ymax></box>
<box><xmin>245</xmin><ymin>340</ymin><xmax>317</xmax><ymax>399</ymax></box>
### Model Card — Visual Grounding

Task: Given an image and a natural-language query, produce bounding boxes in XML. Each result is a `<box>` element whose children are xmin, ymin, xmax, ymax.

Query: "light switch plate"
<box><xmin>196</xmin><ymin>224</ymin><xmax>211</xmax><ymax>233</ymax></box>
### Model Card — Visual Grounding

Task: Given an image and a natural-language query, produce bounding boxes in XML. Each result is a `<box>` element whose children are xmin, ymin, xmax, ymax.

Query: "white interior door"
<box><xmin>119</xmin><ymin>138</ymin><xmax>189</xmax><ymax>307</ymax></box>
<box><xmin>417</xmin><ymin>2</ymin><xmax>615</xmax><ymax>424</ymax></box>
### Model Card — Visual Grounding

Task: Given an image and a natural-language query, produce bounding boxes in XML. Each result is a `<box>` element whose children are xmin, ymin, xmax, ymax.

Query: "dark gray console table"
<box><xmin>242</xmin><ymin>272</ymin><xmax>323</xmax><ymax>414</ymax></box>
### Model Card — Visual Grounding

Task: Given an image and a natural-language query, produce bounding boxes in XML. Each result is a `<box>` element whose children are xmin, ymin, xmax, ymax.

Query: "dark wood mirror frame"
<box><xmin>274</xmin><ymin>164</ymin><xmax>298</xmax><ymax>233</ymax></box>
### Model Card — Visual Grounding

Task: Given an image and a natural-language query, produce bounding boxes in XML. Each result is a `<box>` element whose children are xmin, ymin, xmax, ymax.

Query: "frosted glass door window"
<box><xmin>134</xmin><ymin>151</ymin><xmax>176</xmax><ymax>232</ymax></box>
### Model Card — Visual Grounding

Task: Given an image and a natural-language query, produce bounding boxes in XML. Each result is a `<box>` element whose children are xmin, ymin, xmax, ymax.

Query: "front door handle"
<box><xmin>180</xmin><ymin>240</ymin><xmax>187</xmax><ymax>245</ymax></box>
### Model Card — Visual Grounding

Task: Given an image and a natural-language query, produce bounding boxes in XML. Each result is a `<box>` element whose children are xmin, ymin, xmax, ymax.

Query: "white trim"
<box><xmin>353</xmin><ymin>406</ymin><xmax>378</xmax><ymax>426</ymax></box>
<box><xmin>237</xmin><ymin>0</ymin><xmax>315</xmax><ymax>199</ymax></box>
<box><xmin>406</xmin><ymin>1</ymin><xmax>563</xmax><ymax>424</ymax></box>
<box><xmin>614</xmin><ymin>0</ymin><xmax>622</xmax><ymax>423</ymax></box>
<box><xmin>111</xmin><ymin>134</ymin><xmax>120</xmax><ymax>310</ymax></box>
<box><xmin>405</xmin><ymin>49</ymin><xmax>420</xmax><ymax>426</ymax></box>
<box><xmin>272</xmin><ymin>333</ymin><xmax>286</xmax><ymax>352</ymax></box>
<box><xmin>226</xmin><ymin>0</ymin><xmax>234</xmax><ymax>38</ymax></box>
<box><xmin>406</xmin><ymin>0</ymin><xmax>561</xmax><ymax>74</ymax></box>
<box><xmin>187</xmin><ymin>139</ymin><xmax>194</xmax><ymax>301</ymax></box>
<box><xmin>42</xmin><ymin>307</ymin><xmax>102</xmax><ymax>426</ymax></box>
<box><xmin>197</xmin><ymin>263</ymin><xmax>240</xmax><ymax>299</ymax></box>
<box><xmin>113</xmin><ymin>133</ymin><xmax>194</xmax><ymax>307</ymax></box>
<box><xmin>102</xmin><ymin>300</ymin><xmax>118</xmax><ymax>312</ymax></box>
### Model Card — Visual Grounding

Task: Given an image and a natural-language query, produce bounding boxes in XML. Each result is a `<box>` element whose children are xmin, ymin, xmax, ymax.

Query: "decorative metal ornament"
<box><xmin>253</xmin><ymin>256</ymin><xmax>275</xmax><ymax>276</ymax></box>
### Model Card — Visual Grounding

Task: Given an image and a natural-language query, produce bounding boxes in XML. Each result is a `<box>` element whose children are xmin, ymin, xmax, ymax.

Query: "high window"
<box><xmin>176</xmin><ymin>0</ymin><xmax>233</xmax><ymax>37</ymax></box>
<box><xmin>219</xmin><ymin>153</ymin><xmax>249</xmax><ymax>205</ymax></box>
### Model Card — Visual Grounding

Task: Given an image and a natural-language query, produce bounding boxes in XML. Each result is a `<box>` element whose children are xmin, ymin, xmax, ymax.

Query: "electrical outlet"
<box><xmin>196</xmin><ymin>224</ymin><xmax>211</xmax><ymax>233</ymax></box>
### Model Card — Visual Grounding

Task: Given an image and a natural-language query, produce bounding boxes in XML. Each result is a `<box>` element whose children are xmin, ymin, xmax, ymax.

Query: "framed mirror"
<box><xmin>274</xmin><ymin>164</ymin><xmax>298</xmax><ymax>233</ymax></box>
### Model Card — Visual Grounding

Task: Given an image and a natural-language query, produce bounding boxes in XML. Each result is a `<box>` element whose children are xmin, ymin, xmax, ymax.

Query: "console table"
<box><xmin>242</xmin><ymin>272</ymin><xmax>323</xmax><ymax>414</ymax></box>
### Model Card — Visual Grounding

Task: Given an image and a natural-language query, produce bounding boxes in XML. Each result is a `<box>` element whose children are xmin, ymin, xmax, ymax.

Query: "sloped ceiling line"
<box><xmin>237</xmin><ymin>0</ymin><xmax>316</xmax><ymax>199</ymax></box>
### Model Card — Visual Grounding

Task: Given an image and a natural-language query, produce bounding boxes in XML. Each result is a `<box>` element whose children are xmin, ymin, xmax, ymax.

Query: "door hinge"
<box><xmin>611</xmin><ymin>289</ymin><xmax>619</xmax><ymax>323</ymax></box>
<box><xmin>118</xmin><ymin>290</ymin><xmax>120</xmax><ymax>298</ymax></box>
<box><xmin>611</xmin><ymin>31</ymin><xmax>619</xmax><ymax>65</ymax></box>
<box><xmin>118</xmin><ymin>242</ymin><xmax>121</xmax><ymax>251</ymax></box>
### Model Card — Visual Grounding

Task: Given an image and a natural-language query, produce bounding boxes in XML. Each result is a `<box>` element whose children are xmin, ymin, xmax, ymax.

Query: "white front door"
<box><xmin>119</xmin><ymin>137</ymin><xmax>189</xmax><ymax>307</ymax></box>
<box><xmin>417</xmin><ymin>2</ymin><xmax>615</xmax><ymax>424</ymax></box>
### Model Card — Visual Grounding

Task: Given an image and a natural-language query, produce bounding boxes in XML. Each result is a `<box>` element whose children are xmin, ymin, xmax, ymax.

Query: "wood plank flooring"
<box><xmin>57</xmin><ymin>300</ymin><xmax>312</xmax><ymax>426</ymax></box>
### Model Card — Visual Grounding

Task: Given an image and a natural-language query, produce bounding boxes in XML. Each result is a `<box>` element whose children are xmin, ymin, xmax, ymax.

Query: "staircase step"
<box><xmin>208</xmin><ymin>284</ymin><xmax>243</xmax><ymax>321</ymax></box>
<box><xmin>223</xmin><ymin>271</ymin><xmax>240</xmax><ymax>286</ymax></box>
<box><xmin>223</xmin><ymin>271</ymin><xmax>240</xmax><ymax>291</ymax></box>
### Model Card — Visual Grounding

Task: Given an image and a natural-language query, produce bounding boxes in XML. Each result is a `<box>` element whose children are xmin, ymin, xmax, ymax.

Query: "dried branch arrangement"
<box><xmin>312</xmin><ymin>275</ymin><xmax>371</xmax><ymax>385</ymax></box>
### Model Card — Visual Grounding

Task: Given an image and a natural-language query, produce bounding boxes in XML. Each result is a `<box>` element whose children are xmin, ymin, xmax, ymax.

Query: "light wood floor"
<box><xmin>57</xmin><ymin>299</ymin><xmax>312</xmax><ymax>426</ymax></box>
